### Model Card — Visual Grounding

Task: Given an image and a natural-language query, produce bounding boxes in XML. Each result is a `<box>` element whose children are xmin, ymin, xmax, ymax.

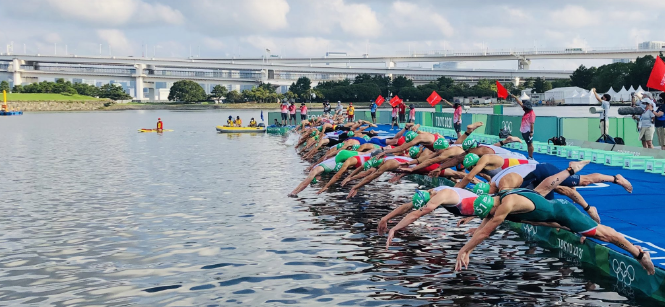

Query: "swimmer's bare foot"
<box><xmin>505</xmin><ymin>136</ymin><xmax>522</xmax><ymax>144</ymax></box>
<box><xmin>466</xmin><ymin>122</ymin><xmax>484</xmax><ymax>133</ymax></box>
<box><xmin>587</xmin><ymin>206</ymin><xmax>601</xmax><ymax>224</ymax></box>
<box><xmin>614</xmin><ymin>174</ymin><xmax>633</xmax><ymax>193</ymax></box>
<box><xmin>636</xmin><ymin>246</ymin><xmax>655</xmax><ymax>275</ymax></box>
<box><xmin>569</xmin><ymin>160</ymin><xmax>590</xmax><ymax>174</ymax></box>
<box><xmin>287</xmin><ymin>193</ymin><xmax>297</xmax><ymax>198</ymax></box>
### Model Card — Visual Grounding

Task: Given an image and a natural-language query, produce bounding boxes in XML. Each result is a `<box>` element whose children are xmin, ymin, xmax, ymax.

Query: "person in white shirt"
<box><xmin>591</xmin><ymin>88</ymin><xmax>611</xmax><ymax>136</ymax></box>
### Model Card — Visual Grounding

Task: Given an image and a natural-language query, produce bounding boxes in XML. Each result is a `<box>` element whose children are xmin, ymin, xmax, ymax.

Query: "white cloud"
<box><xmin>184</xmin><ymin>0</ymin><xmax>290</xmax><ymax>35</ymax></box>
<box><xmin>470</xmin><ymin>27</ymin><xmax>514</xmax><ymax>39</ymax></box>
<box><xmin>203</xmin><ymin>38</ymin><xmax>225</xmax><ymax>51</ymax></box>
<box><xmin>296</xmin><ymin>0</ymin><xmax>381</xmax><ymax>38</ymax></box>
<box><xmin>97</xmin><ymin>29</ymin><xmax>133</xmax><ymax>55</ymax></box>
<box><xmin>388</xmin><ymin>1</ymin><xmax>453</xmax><ymax>38</ymax></box>
<box><xmin>549</xmin><ymin>5</ymin><xmax>599</xmax><ymax>28</ymax></box>
<box><xmin>40</xmin><ymin>0</ymin><xmax>184</xmax><ymax>27</ymax></box>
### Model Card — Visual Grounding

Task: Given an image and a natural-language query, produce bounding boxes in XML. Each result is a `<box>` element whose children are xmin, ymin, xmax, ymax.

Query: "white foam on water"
<box><xmin>284</xmin><ymin>131</ymin><xmax>299</xmax><ymax>146</ymax></box>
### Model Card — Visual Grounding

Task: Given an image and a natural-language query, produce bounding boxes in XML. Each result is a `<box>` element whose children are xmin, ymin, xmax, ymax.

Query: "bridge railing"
<box><xmin>408</xmin><ymin>47</ymin><xmax>663</xmax><ymax>58</ymax></box>
<box><xmin>152</xmin><ymin>70</ymin><xmax>262</xmax><ymax>79</ymax></box>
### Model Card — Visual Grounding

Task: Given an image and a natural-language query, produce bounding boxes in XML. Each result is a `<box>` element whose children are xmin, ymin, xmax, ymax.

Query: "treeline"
<box><xmin>571</xmin><ymin>54</ymin><xmax>665</xmax><ymax>92</ymax></box>
<box><xmin>3</xmin><ymin>78</ymin><xmax>132</xmax><ymax>100</ymax></box>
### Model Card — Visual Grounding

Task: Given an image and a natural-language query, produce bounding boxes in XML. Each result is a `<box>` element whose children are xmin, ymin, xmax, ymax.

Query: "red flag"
<box><xmin>426</xmin><ymin>91</ymin><xmax>442</xmax><ymax>106</ymax></box>
<box><xmin>495</xmin><ymin>80</ymin><xmax>508</xmax><ymax>99</ymax></box>
<box><xmin>375</xmin><ymin>95</ymin><xmax>385</xmax><ymax>106</ymax></box>
<box><xmin>389</xmin><ymin>96</ymin><xmax>401</xmax><ymax>107</ymax></box>
<box><xmin>647</xmin><ymin>56</ymin><xmax>665</xmax><ymax>92</ymax></box>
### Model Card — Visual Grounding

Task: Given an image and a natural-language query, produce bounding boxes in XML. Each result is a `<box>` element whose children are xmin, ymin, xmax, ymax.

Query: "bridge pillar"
<box><xmin>518</xmin><ymin>59</ymin><xmax>531</xmax><ymax>70</ymax></box>
<box><xmin>133</xmin><ymin>63</ymin><xmax>145</xmax><ymax>100</ymax></box>
<box><xmin>10</xmin><ymin>58</ymin><xmax>22</xmax><ymax>86</ymax></box>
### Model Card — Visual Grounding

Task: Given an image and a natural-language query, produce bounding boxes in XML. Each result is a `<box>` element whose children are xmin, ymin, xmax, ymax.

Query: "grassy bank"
<box><xmin>6</xmin><ymin>93</ymin><xmax>107</xmax><ymax>101</ymax></box>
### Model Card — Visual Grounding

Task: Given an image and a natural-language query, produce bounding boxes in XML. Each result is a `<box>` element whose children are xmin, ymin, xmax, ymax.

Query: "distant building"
<box><xmin>613</xmin><ymin>58</ymin><xmax>632</xmax><ymax>64</ymax></box>
<box><xmin>433</xmin><ymin>62</ymin><xmax>461</xmax><ymax>70</ymax></box>
<box><xmin>638</xmin><ymin>41</ymin><xmax>665</xmax><ymax>50</ymax></box>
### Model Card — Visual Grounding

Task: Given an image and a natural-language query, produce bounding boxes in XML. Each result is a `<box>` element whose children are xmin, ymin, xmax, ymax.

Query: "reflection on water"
<box><xmin>0</xmin><ymin>110</ymin><xmax>654</xmax><ymax>306</ymax></box>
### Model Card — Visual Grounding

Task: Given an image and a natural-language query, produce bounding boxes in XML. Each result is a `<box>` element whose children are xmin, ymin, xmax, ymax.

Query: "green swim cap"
<box><xmin>314</xmin><ymin>135</ymin><xmax>319</xmax><ymax>141</ymax></box>
<box><xmin>433</xmin><ymin>138</ymin><xmax>450</xmax><ymax>150</ymax></box>
<box><xmin>463</xmin><ymin>153</ymin><xmax>480</xmax><ymax>169</ymax></box>
<box><xmin>333</xmin><ymin>162</ymin><xmax>344</xmax><ymax>172</ymax></box>
<box><xmin>473</xmin><ymin>194</ymin><xmax>495</xmax><ymax>218</ymax></box>
<box><xmin>363</xmin><ymin>161</ymin><xmax>372</xmax><ymax>171</ymax></box>
<box><xmin>405</xmin><ymin>131</ymin><xmax>418</xmax><ymax>143</ymax></box>
<box><xmin>347</xmin><ymin>131</ymin><xmax>354</xmax><ymax>137</ymax></box>
<box><xmin>310</xmin><ymin>130</ymin><xmax>318</xmax><ymax>137</ymax></box>
<box><xmin>409</xmin><ymin>146</ymin><xmax>421</xmax><ymax>159</ymax></box>
<box><xmin>311</xmin><ymin>178</ymin><xmax>318</xmax><ymax>184</ymax></box>
<box><xmin>412</xmin><ymin>190</ymin><xmax>431</xmax><ymax>210</ymax></box>
<box><xmin>462</xmin><ymin>139</ymin><xmax>478</xmax><ymax>151</ymax></box>
<box><xmin>369</xmin><ymin>158</ymin><xmax>384</xmax><ymax>168</ymax></box>
<box><xmin>336</xmin><ymin>143</ymin><xmax>345</xmax><ymax>150</ymax></box>
<box><xmin>351</xmin><ymin>144</ymin><xmax>360</xmax><ymax>151</ymax></box>
<box><xmin>363</xmin><ymin>135</ymin><xmax>371</xmax><ymax>141</ymax></box>
<box><xmin>318</xmin><ymin>126</ymin><xmax>323</xmax><ymax>132</ymax></box>
<box><xmin>473</xmin><ymin>182</ymin><xmax>490</xmax><ymax>195</ymax></box>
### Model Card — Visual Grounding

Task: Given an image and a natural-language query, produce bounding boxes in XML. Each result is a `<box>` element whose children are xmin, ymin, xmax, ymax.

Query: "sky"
<box><xmin>0</xmin><ymin>0</ymin><xmax>662</xmax><ymax>70</ymax></box>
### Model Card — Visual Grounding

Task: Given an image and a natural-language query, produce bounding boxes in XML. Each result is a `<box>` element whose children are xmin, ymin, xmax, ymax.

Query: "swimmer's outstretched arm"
<box><xmin>378</xmin><ymin>202</ymin><xmax>413</xmax><ymax>235</ymax></box>
<box><xmin>342</xmin><ymin>169</ymin><xmax>376</xmax><ymax>187</ymax></box>
<box><xmin>454</xmin><ymin>159</ymin><xmax>489</xmax><ymax>189</ymax></box>
<box><xmin>429</xmin><ymin>154</ymin><xmax>466</xmax><ymax>177</ymax></box>
<box><xmin>386</xmin><ymin>197</ymin><xmax>444</xmax><ymax>249</ymax></box>
<box><xmin>317</xmin><ymin>161</ymin><xmax>352</xmax><ymax>194</ymax></box>
<box><xmin>456</xmin><ymin>201</ymin><xmax>512</xmax><ymax>271</ymax></box>
<box><xmin>341</xmin><ymin>167</ymin><xmax>365</xmax><ymax>185</ymax></box>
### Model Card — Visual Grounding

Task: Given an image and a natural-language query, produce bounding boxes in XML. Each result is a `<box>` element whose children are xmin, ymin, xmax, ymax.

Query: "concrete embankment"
<box><xmin>7</xmin><ymin>101</ymin><xmax>110</xmax><ymax>111</ymax></box>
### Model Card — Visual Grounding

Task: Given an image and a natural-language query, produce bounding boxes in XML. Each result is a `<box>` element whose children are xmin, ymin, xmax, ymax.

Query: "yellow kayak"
<box><xmin>138</xmin><ymin>129</ymin><xmax>174</xmax><ymax>133</ymax></box>
<box><xmin>216</xmin><ymin>126</ymin><xmax>266</xmax><ymax>133</ymax></box>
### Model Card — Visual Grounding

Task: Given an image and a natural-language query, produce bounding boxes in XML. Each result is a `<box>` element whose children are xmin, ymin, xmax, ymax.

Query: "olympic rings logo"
<box><xmin>611</xmin><ymin>259</ymin><xmax>635</xmax><ymax>286</ymax></box>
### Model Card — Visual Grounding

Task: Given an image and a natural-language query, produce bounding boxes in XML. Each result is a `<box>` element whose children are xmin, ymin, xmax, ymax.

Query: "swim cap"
<box><xmin>363</xmin><ymin>135</ymin><xmax>371</xmax><ymax>141</ymax></box>
<box><xmin>363</xmin><ymin>161</ymin><xmax>372</xmax><ymax>171</ymax></box>
<box><xmin>412</xmin><ymin>190</ymin><xmax>431</xmax><ymax>210</ymax></box>
<box><xmin>333</xmin><ymin>162</ymin><xmax>344</xmax><ymax>172</ymax></box>
<box><xmin>318</xmin><ymin>126</ymin><xmax>323</xmax><ymax>132</ymax></box>
<box><xmin>463</xmin><ymin>153</ymin><xmax>480</xmax><ymax>169</ymax></box>
<box><xmin>351</xmin><ymin>144</ymin><xmax>360</xmax><ymax>151</ymax></box>
<box><xmin>311</xmin><ymin>178</ymin><xmax>318</xmax><ymax>184</ymax></box>
<box><xmin>310</xmin><ymin>131</ymin><xmax>317</xmax><ymax>137</ymax></box>
<box><xmin>473</xmin><ymin>182</ymin><xmax>490</xmax><ymax>195</ymax></box>
<box><xmin>314</xmin><ymin>135</ymin><xmax>319</xmax><ymax>141</ymax></box>
<box><xmin>405</xmin><ymin>131</ymin><xmax>418</xmax><ymax>143</ymax></box>
<box><xmin>462</xmin><ymin>139</ymin><xmax>479</xmax><ymax>151</ymax></box>
<box><xmin>369</xmin><ymin>158</ymin><xmax>384</xmax><ymax>168</ymax></box>
<box><xmin>409</xmin><ymin>146</ymin><xmax>421</xmax><ymax>159</ymax></box>
<box><xmin>347</xmin><ymin>131</ymin><xmax>354</xmax><ymax>137</ymax></box>
<box><xmin>336</xmin><ymin>143</ymin><xmax>345</xmax><ymax>150</ymax></box>
<box><xmin>473</xmin><ymin>194</ymin><xmax>494</xmax><ymax>218</ymax></box>
<box><xmin>433</xmin><ymin>138</ymin><xmax>450</xmax><ymax>150</ymax></box>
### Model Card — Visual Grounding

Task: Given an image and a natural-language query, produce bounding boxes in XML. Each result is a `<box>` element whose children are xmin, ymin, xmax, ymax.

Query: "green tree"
<box><xmin>391</xmin><ymin>76</ymin><xmax>414</xmax><ymax>95</ymax></box>
<box><xmin>353</xmin><ymin>74</ymin><xmax>373</xmax><ymax>84</ymax></box>
<box><xmin>226</xmin><ymin>90</ymin><xmax>243</xmax><ymax>103</ymax></box>
<box><xmin>570</xmin><ymin>65</ymin><xmax>597</xmax><ymax>89</ymax></box>
<box><xmin>73</xmin><ymin>83</ymin><xmax>100</xmax><ymax>97</ymax></box>
<box><xmin>0</xmin><ymin>81</ymin><xmax>10</xmax><ymax>92</ymax></box>
<box><xmin>533</xmin><ymin>77</ymin><xmax>552</xmax><ymax>93</ymax></box>
<box><xmin>288</xmin><ymin>77</ymin><xmax>311</xmax><ymax>101</ymax></box>
<box><xmin>11</xmin><ymin>85</ymin><xmax>22</xmax><ymax>93</ymax></box>
<box><xmin>551</xmin><ymin>79</ymin><xmax>571</xmax><ymax>88</ymax></box>
<box><xmin>168</xmin><ymin>80</ymin><xmax>206</xmax><ymax>103</ymax></box>
<box><xmin>370</xmin><ymin>75</ymin><xmax>391</xmax><ymax>97</ymax></box>
<box><xmin>99</xmin><ymin>83</ymin><xmax>132</xmax><ymax>100</ymax></box>
<box><xmin>211</xmin><ymin>85</ymin><xmax>228</xmax><ymax>103</ymax></box>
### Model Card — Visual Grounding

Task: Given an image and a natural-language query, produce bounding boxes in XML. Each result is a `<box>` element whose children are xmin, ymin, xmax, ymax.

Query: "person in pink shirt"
<box><xmin>443</xmin><ymin>99</ymin><xmax>463</xmax><ymax>139</ymax></box>
<box><xmin>289</xmin><ymin>102</ymin><xmax>297</xmax><ymax>125</ymax></box>
<box><xmin>391</xmin><ymin>105</ymin><xmax>399</xmax><ymax>129</ymax></box>
<box><xmin>408</xmin><ymin>104</ymin><xmax>416</xmax><ymax>123</ymax></box>
<box><xmin>280</xmin><ymin>101</ymin><xmax>289</xmax><ymax>126</ymax></box>
<box><xmin>299</xmin><ymin>103</ymin><xmax>308</xmax><ymax>121</ymax></box>
<box><xmin>511</xmin><ymin>93</ymin><xmax>536</xmax><ymax>159</ymax></box>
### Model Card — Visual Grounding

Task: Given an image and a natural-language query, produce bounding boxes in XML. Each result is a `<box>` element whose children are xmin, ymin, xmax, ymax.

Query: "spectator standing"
<box><xmin>637</xmin><ymin>103</ymin><xmax>656</xmax><ymax>148</ymax></box>
<box><xmin>391</xmin><ymin>105</ymin><xmax>398</xmax><ymax>129</ymax></box>
<box><xmin>323</xmin><ymin>101</ymin><xmax>331</xmax><ymax>115</ymax></box>
<box><xmin>289</xmin><ymin>101</ymin><xmax>297</xmax><ymax>125</ymax></box>
<box><xmin>655</xmin><ymin>93</ymin><xmax>665</xmax><ymax>150</ymax></box>
<box><xmin>370</xmin><ymin>101</ymin><xmax>378</xmax><ymax>124</ymax></box>
<box><xmin>443</xmin><ymin>99</ymin><xmax>463</xmax><ymax>138</ymax></box>
<box><xmin>300</xmin><ymin>103</ymin><xmax>308</xmax><ymax>121</ymax></box>
<box><xmin>591</xmin><ymin>88</ymin><xmax>611</xmax><ymax>136</ymax></box>
<box><xmin>346</xmin><ymin>103</ymin><xmax>355</xmax><ymax>122</ymax></box>
<box><xmin>511</xmin><ymin>93</ymin><xmax>536</xmax><ymax>159</ymax></box>
<box><xmin>335</xmin><ymin>101</ymin><xmax>343</xmax><ymax>116</ymax></box>
<box><xmin>398</xmin><ymin>101</ymin><xmax>407</xmax><ymax>123</ymax></box>
<box><xmin>280</xmin><ymin>101</ymin><xmax>289</xmax><ymax>126</ymax></box>
<box><xmin>408</xmin><ymin>104</ymin><xmax>416</xmax><ymax>123</ymax></box>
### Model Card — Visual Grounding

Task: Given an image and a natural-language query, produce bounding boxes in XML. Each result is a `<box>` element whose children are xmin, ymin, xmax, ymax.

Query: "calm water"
<box><xmin>0</xmin><ymin>110</ymin><xmax>655</xmax><ymax>306</ymax></box>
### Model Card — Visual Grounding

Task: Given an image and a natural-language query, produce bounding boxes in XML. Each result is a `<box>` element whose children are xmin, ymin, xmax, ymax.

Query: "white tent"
<box><xmin>636</xmin><ymin>85</ymin><xmax>645</xmax><ymax>93</ymax></box>
<box><xmin>577</xmin><ymin>91</ymin><xmax>595</xmax><ymax>105</ymax></box>
<box><xmin>544</xmin><ymin>86</ymin><xmax>586</xmax><ymax>102</ymax></box>
<box><xmin>606</xmin><ymin>87</ymin><xmax>617</xmax><ymax>101</ymax></box>
<box><xmin>628</xmin><ymin>86</ymin><xmax>637</xmax><ymax>97</ymax></box>
<box><xmin>564</xmin><ymin>90</ymin><xmax>579</xmax><ymax>104</ymax></box>
<box><xmin>519</xmin><ymin>92</ymin><xmax>531</xmax><ymax>101</ymax></box>
<box><xmin>616</xmin><ymin>86</ymin><xmax>629</xmax><ymax>102</ymax></box>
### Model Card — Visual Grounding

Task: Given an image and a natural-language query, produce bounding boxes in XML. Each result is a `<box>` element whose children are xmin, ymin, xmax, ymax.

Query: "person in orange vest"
<box><xmin>157</xmin><ymin>118</ymin><xmax>164</xmax><ymax>132</ymax></box>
